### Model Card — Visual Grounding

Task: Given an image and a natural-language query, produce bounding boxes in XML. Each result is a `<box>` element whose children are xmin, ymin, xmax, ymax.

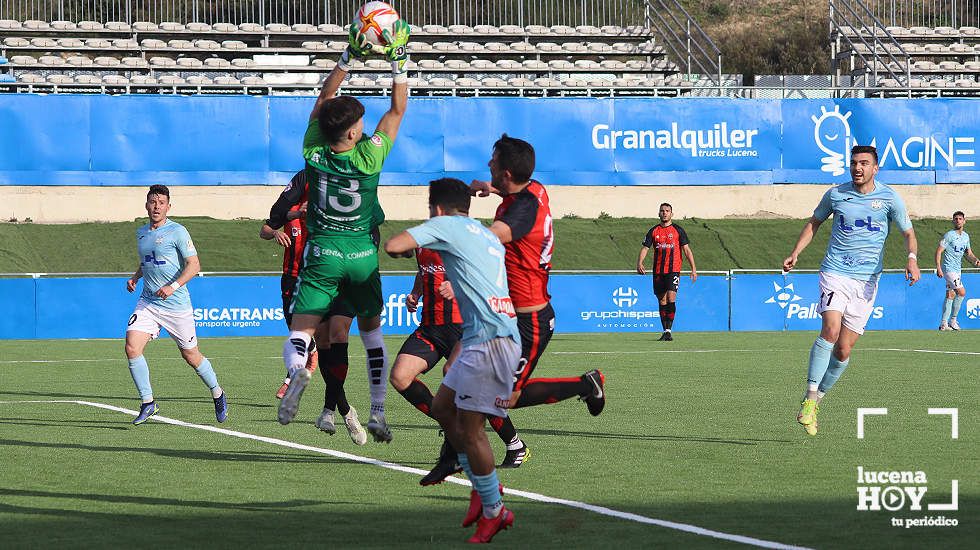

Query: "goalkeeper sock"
<box><xmin>806</xmin><ymin>337</ymin><xmax>834</xmax><ymax>396</ymax></box>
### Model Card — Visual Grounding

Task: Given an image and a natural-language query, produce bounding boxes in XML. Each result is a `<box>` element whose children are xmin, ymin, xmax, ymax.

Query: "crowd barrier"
<box><xmin>1</xmin><ymin>272</ymin><xmax>975</xmax><ymax>339</ymax></box>
<box><xmin>2</xmin><ymin>97</ymin><xmax>979</xmax><ymax>186</ymax></box>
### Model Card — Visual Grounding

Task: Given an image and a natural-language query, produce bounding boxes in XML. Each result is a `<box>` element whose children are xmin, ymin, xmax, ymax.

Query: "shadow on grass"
<box><xmin>0</xmin><ymin>390</ymin><xmax>273</xmax><ymax>409</ymax></box>
<box><xmin>0</xmin><ymin>488</ymin><xmax>338</xmax><ymax>512</ymax></box>
<box><xmin>0</xmin><ymin>438</ymin><xmax>360</xmax><ymax>465</ymax></box>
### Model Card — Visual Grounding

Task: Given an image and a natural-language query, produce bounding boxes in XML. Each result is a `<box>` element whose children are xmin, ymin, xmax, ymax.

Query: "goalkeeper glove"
<box><xmin>381</xmin><ymin>20</ymin><xmax>411</xmax><ymax>81</ymax></box>
<box><xmin>339</xmin><ymin>27</ymin><xmax>373</xmax><ymax>71</ymax></box>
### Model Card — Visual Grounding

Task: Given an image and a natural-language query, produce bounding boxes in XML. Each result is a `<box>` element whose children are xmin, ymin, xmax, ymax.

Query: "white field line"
<box><xmin>3</xmin><ymin>346</ymin><xmax>979</xmax><ymax>365</ymax></box>
<box><xmin>0</xmin><ymin>399</ymin><xmax>811</xmax><ymax>550</ymax></box>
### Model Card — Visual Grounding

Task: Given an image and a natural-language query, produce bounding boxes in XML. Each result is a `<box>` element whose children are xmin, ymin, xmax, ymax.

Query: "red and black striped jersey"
<box><xmin>641</xmin><ymin>223</ymin><xmax>689</xmax><ymax>274</ymax></box>
<box><xmin>495</xmin><ymin>180</ymin><xmax>554</xmax><ymax>308</ymax></box>
<box><xmin>266</xmin><ymin>171</ymin><xmax>309</xmax><ymax>278</ymax></box>
<box><xmin>416</xmin><ymin>247</ymin><xmax>463</xmax><ymax>326</ymax></box>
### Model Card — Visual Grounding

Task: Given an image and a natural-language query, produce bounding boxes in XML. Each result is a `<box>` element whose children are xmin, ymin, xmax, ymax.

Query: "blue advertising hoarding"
<box><xmin>3</xmin><ymin>96</ymin><xmax>979</xmax><ymax>186</ymax></box>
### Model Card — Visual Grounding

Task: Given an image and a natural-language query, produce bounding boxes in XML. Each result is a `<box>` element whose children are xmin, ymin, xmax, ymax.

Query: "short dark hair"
<box><xmin>851</xmin><ymin>145</ymin><xmax>879</xmax><ymax>165</ymax></box>
<box><xmin>953</xmin><ymin>211</ymin><xmax>965</xmax><ymax>218</ymax></box>
<box><xmin>147</xmin><ymin>184</ymin><xmax>170</xmax><ymax>201</ymax></box>
<box><xmin>318</xmin><ymin>96</ymin><xmax>365</xmax><ymax>144</ymax></box>
<box><xmin>660</xmin><ymin>202</ymin><xmax>672</xmax><ymax>210</ymax></box>
<box><xmin>493</xmin><ymin>134</ymin><xmax>535</xmax><ymax>183</ymax></box>
<box><xmin>428</xmin><ymin>178</ymin><xmax>471</xmax><ymax>214</ymax></box>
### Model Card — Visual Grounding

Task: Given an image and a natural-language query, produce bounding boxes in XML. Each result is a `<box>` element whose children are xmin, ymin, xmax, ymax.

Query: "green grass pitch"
<box><xmin>0</xmin><ymin>331</ymin><xmax>975</xmax><ymax>548</ymax></box>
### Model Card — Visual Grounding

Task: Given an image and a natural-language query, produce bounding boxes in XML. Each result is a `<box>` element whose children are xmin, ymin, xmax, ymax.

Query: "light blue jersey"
<box><xmin>813</xmin><ymin>181</ymin><xmax>913</xmax><ymax>282</ymax></box>
<box><xmin>940</xmin><ymin>230</ymin><xmax>971</xmax><ymax>274</ymax></box>
<box><xmin>136</xmin><ymin>219</ymin><xmax>197</xmax><ymax>312</ymax></box>
<box><xmin>407</xmin><ymin>216</ymin><xmax>519</xmax><ymax>347</ymax></box>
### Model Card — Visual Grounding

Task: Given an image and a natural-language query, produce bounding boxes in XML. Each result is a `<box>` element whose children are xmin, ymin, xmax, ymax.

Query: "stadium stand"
<box><xmin>0</xmin><ymin>0</ymin><xmax>719</xmax><ymax>96</ymax></box>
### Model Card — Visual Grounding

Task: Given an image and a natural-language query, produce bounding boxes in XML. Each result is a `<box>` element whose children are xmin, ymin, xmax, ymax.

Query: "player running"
<box><xmin>783</xmin><ymin>145</ymin><xmax>919</xmax><ymax>436</ymax></box>
<box><xmin>277</xmin><ymin>22</ymin><xmax>410</xmax><ymax>445</ymax></box>
<box><xmin>125</xmin><ymin>185</ymin><xmax>227</xmax><ymax>425</ymax></box>
<box><xmin>261</xmin><ymin>170</ymin><xmax>368</xmax><ymax>445</ymax></box>
<box><xmin>385</xmin><ymin>178</ymin><xmax>519</xmax><ymax>543</ymax></box>
<box><xmin>936</xmin><ymin>211</ymin><xmax>980</xmax><ymax>330</ymax></box>
<box><xmin>636</xmin><ymin>202</ymin><xmax>698</xmax><ymax>341</ymax></box>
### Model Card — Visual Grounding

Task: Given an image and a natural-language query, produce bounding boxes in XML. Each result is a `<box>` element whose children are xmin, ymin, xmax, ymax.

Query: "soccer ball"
<box><xmin>353</xmin><ymin>1</ymin><xmax>400</xmax><ymax>47</ymax></box>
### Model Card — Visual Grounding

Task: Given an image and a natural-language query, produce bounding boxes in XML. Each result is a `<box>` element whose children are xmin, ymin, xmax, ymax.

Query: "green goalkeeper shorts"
<box><xmin>291</xmin><ymin>235</ymin><xmax>382</xmax><ymax>319</ymax></box>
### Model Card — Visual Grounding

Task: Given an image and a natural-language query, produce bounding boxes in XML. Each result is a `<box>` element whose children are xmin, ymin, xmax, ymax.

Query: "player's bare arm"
<box><xmin>683</xmin><ymin>244</ymin><xmax>698</xmax><ymax>282</ymax></box>
<box><xmin>384</xmin><ymin>231</ymin><xmax>418</xmax><ymax>258</ymax></box>
<box><xmin>374</xmin><ymin>78</ymin><xmax>408</xmax><ymax>142</ymax></box>
<box><xmin>259</xmin><ymin>223</ymin><xmax>291</xmax><ymax>247</ymax></box>
<box><xmin>126</xmin><ymin>265</ymin><xmax>143</xmax><ymax>292</ymax></box>
<box><xmin>156</xmin><ymin>255</ymin><xmax>201</xmax><ymax>299</ymax></box>
<box><xmin>904</xmin><ymin>228</ymin><xmax>920</xmax><ymax>284</ymax></box>
<box><xmin>935</xmin><ymin>243</ymin><xmax>945</xmax><ymax>277</ymax></box>
<box><xmin>406</xmin><ymin>271</ymin><xmax>423</xmax><ymax>312</ymax></box>
<box><xmin>783</xmin><ymin>217</ymin><xmax>823</xmax><ymax>272</ymax></box>
<box><xmin>636</xmin><ymin>246</ymin><xmax>649</xmax><ymax>275</ymax></box>
<box><xmin>469</xmin><ymin>180</ymin><xmax>496</xmax><ymax>197</ymax></box>
<box><xmin>488</xmin><ymin>221</ymin><xmax>513</xmax><ymax>244</ymax></box>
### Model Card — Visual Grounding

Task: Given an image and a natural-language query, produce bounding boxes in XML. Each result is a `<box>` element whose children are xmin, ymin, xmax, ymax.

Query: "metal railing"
<box><xmin>0</xmin><ymin>0</ymin><xmax>647</xmax><ymax>26</ymax></box>
<box><xmin>830</xmin><ymin>0</ymin><xmax>912</xmax><ymax>87</ymax></box>
<box><xmin>854</xmin><ymin>0</ymin><xmax>980</xmax><ymax>28</ymax></box>
<box><xmin>642</xmin><ymin>0</ymin><xmax>722</xmax><ymax>85</ymax></box>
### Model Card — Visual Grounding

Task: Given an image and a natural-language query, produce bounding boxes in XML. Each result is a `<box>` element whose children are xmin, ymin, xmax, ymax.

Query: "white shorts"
<box><xmin>816</xmin><ymin>272</ymin><xmax>879</xmax><ymax>335</ymax></box>
<box><xmin>944</xmin><ymin>271</ymin><xmax>964</xmax><ymax>291</ymax></box>
<box><xmin>127</xmin><ymin>299</ymin><xmax>199</xmax><ymax>349</ymax></box>
<box><xmin>442</xmin><ymin>337</ymin><xmax>520</xmax><ymax>418</ymax></box>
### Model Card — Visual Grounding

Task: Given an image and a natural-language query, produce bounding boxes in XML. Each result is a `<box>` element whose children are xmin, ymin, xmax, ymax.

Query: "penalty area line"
<box><xmin>0</xmin><ymin>399</ymin><xmax>810</xmax><ymax>550</ymax></box>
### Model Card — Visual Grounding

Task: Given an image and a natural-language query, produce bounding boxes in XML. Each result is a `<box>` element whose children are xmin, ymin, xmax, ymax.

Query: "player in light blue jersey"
<box><xmin>125</xmin><ymin>185</ymin><xmax>227</xmax><ymax>425</ymax></box>
<box><xmin>385</xmin><ymin>179</ymin><xmax>517</xmax><ymax>543</ymax></box>
<box><xmin>936</xmin><ymin>211</ymin><xmax>980</xmax><ymax>330</ymax></box>
<box><xmin>783</xmin><ymin>145</ymin><xmax>920</xmax><ymax>436</ymax></box>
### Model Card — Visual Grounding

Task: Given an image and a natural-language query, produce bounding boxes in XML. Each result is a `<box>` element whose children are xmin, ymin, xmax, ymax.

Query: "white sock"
<box><xmin>360</xmin><ymin>327</ymin><xmax>388</xmax><ymax>414</ymax></box>
<box><xmin>283</xmin><ymin>331</ymin><xmax>312</xmax><ymax>379</ymax></box>
<box><xmin>505</xmin><ymin>437</ymin><xmax>524</xmax><ymax>451</ymax></box>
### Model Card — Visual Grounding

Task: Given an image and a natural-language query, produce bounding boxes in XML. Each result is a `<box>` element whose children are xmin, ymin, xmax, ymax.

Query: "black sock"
<box><xmin>320</xmin><ymin>343</ymin><xmax>351</xmax><ymax>415</ymax></box>
<box><xmin>658</xmin><ymin>304</ymin><xmax>668</xmax><ymax>331</ymax></box>
<box><xmin>514</xmin><ymin>377</ymin><xmax>588</xmax><ymax>408</ymax></box>
<box><xmin>397</xmin><ymin>378</ymin><xmax>434</xmax><ymax>418</ymax></box>
<box><xmin>489</xmin><ymin>415</ymin><xmax>519</xmax><ymax>446</ymax></box>
<box><xmin>664</xmin><ymin>302</ymin><xmax>676</xmax><ymax>330</ymax></box>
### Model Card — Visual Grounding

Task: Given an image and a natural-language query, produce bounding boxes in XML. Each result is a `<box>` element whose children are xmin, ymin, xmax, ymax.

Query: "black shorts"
<box><xmin>514</xmin><ymin>302</ymin><xmax>555</xmax><ymax>389</ymax></box>
<box><xmin>282</xmin><ymin>275</ymin><xmax>355</xmax><ymax>328</ymax></box>
<box><xmin>653</xmin><ymin>272</ymin><xmax>681</xmax><ymax>296</ymax></box>
<box><xmin>397</xmin><ymin>323</ymin><xmax>463</xmax><ymax>372</ymax></box>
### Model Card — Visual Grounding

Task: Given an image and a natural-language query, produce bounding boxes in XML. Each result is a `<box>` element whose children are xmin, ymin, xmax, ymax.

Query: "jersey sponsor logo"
<box><xmin>155</xmin><ymin>237</ymin><xmax>165</xmax><ymax>244</ymax></box>
<box><xmin>811</xmin><ymin>104</ymin><xmax>976</xmax><ymax>176</ymax></box>
<box><xmin>291</xmin><ymin>226</ymin><xmax>301</xmax><ymax>237</ymax></box>
<box><xmin>142</xmin><ymin>251</ymin><xmax>167</xmax><ymax>266</ymax></box>
<box><xmin>838</xmin><ymin>215</ymin><xmax>882</xmax><ymax>233</ymax></box>
<box><xmin>870</xmin><ymin>200</ymin><xmax>885</xmax><ymax>210</ymax></box>
<box><xmin>370</xmin><ymin>135</ymin><xmax>383</xmax><ymax>146</ymax></box>
<box><xmin>488</xmin><ymin>296</ymin><xmax>516</xmax><ymax>317</ymax></box>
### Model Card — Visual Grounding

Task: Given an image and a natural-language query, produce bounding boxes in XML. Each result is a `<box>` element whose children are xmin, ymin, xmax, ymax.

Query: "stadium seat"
<box><xmin>318</xmin><ymin>23</ymin><xmax>343</xmax><ymax>33</ymax></box>
<box><xmin>185</xmin><ymin>22</ymin><xmax>211</xmax><ymax>32</ymax></box>
<box><xmin>94</xmin><ymin>56</ymin><xmax>121</xmax><ymax>67</ymax></box>
<box><xmin>204</xmin><ymin>58</ymin><xmax>231</xmax><ymax>68</ymax></box>
<box><xmin>213</xmin><ymin>23</ymin><xmax>239</xmax><ymax>32</ymax></box>
<box><xmin>499</xmin><ymin>25</ymin><xmax>524</xmax><ymax>35</ymax></box>
<box><xmin>24</xmin><ymin>20</ymin><xmax>51</xmax><ymax>30</ymax></box>
<box><xmin>133</xmin><ymin>22</ymin><xmax>159</xmax><ymax>31</ymax></box>
<box><xmin>960</xmin><ymin>26</ymin><xmax>980</xmax><ymax>37</ymax></box>
<box><xmin>303</xmin><ymin>41</ymin><xmax>328</xmax><ymax>51</ymax></box>
<box><xmin>576</xmin><ymin>25</ymin><xmax>602</xmax><ymax>35</ymax></box>
<box><xmin>600</xmin><ymin>25</ymin><xmax>624</xmax><ymax>35</ymax></box>
<box><xmin>574</xmin><ymin>60</ymin><xmax>601</xmax><ymax>69</ymax></box>
<box><xmin>456</xmin><ymin>77</ymin><xmax>481</xmax><ymax>87</ymax></box>
<box><xmin>428</xmin><ymin>77</ymin><xmax>455</xmax><ymax>87</ymax></box>
<box><xmin>422</xmin><ymin>24</ymin><xmax>448</xmax><ymax>34</ymax></box>
<box><xmin>641</xmin><ymin>76</ymin><xmax>666</xmax><ymax>86</ymax></box>
<box><xmin>550</xmin><ymin>25</ymin><xmax>576</xmax><ymax>35</ymax></box>
<box><xmin>311</xmin><ymin>59</ymin><xmax>335</xmax><ymax>69</ymax></box>
<box><xmin>525</xmin><ymin>25</ymin><xmax>549</xmax><ymax>35</ymax></box>
<box><xmin>934</xmin><ymin>26</ymin><xmax>958</xmax><ymax>37</ymax></box>
<box><xmin>507</xmin><ymin>77</ymin><xmax>534</xmax><ymax>87</ymax></box>
<box><xmin>130</xmin><ymin>75</ymin><xmax>159</xmax><ymax>85</ymax></box>
<box><xmin>474</xmin><ymin>25</ymin><xmax>498</xmax><ymax>34</ymax></box>
<box><xmin>195</xmin><ymin>39</ymin><xmax>221</xmax><ymax>50</ymax></box>
<box><xmin>79</xmin><ymin>21</ymin><xmax>104</xmax><ymax>30</ymax></box>
<box><xmin>85</xmin><ymin>38</ymin><xmax>110</xmax><ymax>48</ymax></box>
<box><xmin>419</xmin><ymin>59</ymin><xmax>444</xmax><ymax>70</ymax></box>
<box><xmin>38</xmin><ymin>55</ymin><xmax>66</xmax><ymax>66</ymax></box>
<box><xmin>522</xmin><ymin>59</ymin><xmax>548</xmax><ymax>70</ymax></box>
<box><xmin>325</xmin><ymin>41</ymin><xmax>347</xmax><ymax>50</ymax></box>
<box><xmin>292</xmin><ymin>23</ymin><xmax>317</xmax><ymax>33</ymax></box>
<box><xmin>483</xmin><ymin>42</ymin><xmax>507</xmax><ymax>52</ymax></box>
<box><xmin>159</xmin><ymin>75</ymin><xmax>186</xmax><ymax>84</ymax></box>
<box><xmin>964</xmin><ymin>61</ymin><xmax>980</xmax><ymax>71</ymax></box>
<box><xmin>509</xmin><ymin>42</ymin><xmax>535</xmax><ymax>52</ymax></box>
<box><xmin>922</xmin><ymin>43</ymin><xmax>947</xmax><ymax>53</ymax></box>
<box><xmin>51</xmin><ymin>20</ymin><xmax>77</xmax><ymax>30</ymax></box>
<box><xmin>408</xmin><ymin>42</ymin><xmax>433</xmax><ymax>52</ymax></box>
<box><xmin>909</xmin><ymin>26</ymin><xmax>933</xmax><ymax>36</ymax></box>
<box><xmin>102</xmin><ymin>75</ymin><xmax>129</xmax><ymax>85</ymax></box>
<box><xmin>266</xmin><ymin>23</ymin><xmax>290</xmax><ymax>33</ymax></box>
<box><xmin>214</xmin><ymin>76</ymin><xmax>242</xmax><ymax>85</ymax></box>
<box><xmin>58</xmin><ymin>38</ymin><xmax>84</xmax><ymax>48</ymax></box>
<box><xmin>238</xmin><ymin>23</ymin><xmax>263</xmax><ymax>32</ymax></box>
<box><xmin>141</xmin><ymin>39</ymin><xmax>167</xmax><ymax>48</ymax></box>
<box><xmin>347</xmin><ymin>76</ymin><xmax>373</xmax><ymax>86</ymax></box>
<box><xmin>562</xmin><ymin>43</ymin><xmax>588</xmax><ymax>53</ymax></box>
<box><xmin>459</xmin><ymin>41</ymin><xmax>483</xmax><ymax>52</ymax></box>
<box><xmin>471</xmin><ymin>59</ymin><xmax>495</xmax><ymax>70</ymax></box>
<box><xmin>122</xmin><ymin>57</ymin><xmax>148</xmax><ymax>67</ymax></box>
<box><xmin>913</xmin><ymin>61</ymin><xmax>938</xmax><ymax>72</ymax></box>
<box><xmin>67</xmin><ymin>56</ymin><xmax>93</xmax><ymax>66</ymax></box>
<box><xmin>938</xmin><ymin>61</ymin><xmax>962</xmax><ymax>72</ymax></box>
<box><xmin>177</xmin><ymin>58</ymin><xmax>204</xmax><ymax>68</ymax></box>
<box><xmin>30</xmin><ymin>38</ymin><xmax>57</xmax><ymax>47</ymax></box>
<box><xmin>548</xmin><ymin>60</ymin><xmax>574</xmax><ymax>70</ymax></box>
<box><xmin>563</xmin><ymin>78</ymin><xmax>587</xmax><ymax>87</ymax></box>
<box><xmin>496</xmin><ymin>59</ymin><xmax>521</xmax><ymax>69</ymax></box>
<box><xmin>364</xmin><ymin>59</ymin><xmax>389</xmax><ymax>70</ymax></box>
<box><xmin>106</xmin><ymin>21</ymin><xmax>131</xmax><ymax>31</ymax></box>
<box><xmin>534</xmin><ymin>77</ymin><xmax>560</xmax><ymax>87</ymax></box>
<box><xmin>149</xmin><ymin>57</ymin><xmax>177</xmax><ymax>67</ymax></box>
<box><xmin>222</xmin><ymin>40</ymin><xmax>248</xmax><ymax>50</ymax></box>
<box><xmin>588</xmin><ymin>42</ymin><xmax>613</xmax><ymax>53</ymax></box>
<box><xmin>168</xmin><ymin>40</ymin><xmax>194</xmax><ymax>49</ymax></box>
<box><xmin>47</xmin><ymin>74</ymin><xmax>73</xmax><ymax>84</ymax></box>
<box><xmin>10</xmin><ymin>55</ymin><xmax>36</xmax><ymax>65</ymax></box>
<box><xmin>231</xmin><ymin>58</ymin><xmax>256</xmax><ymax>68</ymax></box>
<box><xmin>949</xmin><ymin>43</ymin><xmax>973</xmax><ymax>54</ymax></box>
<box><xmin>600</xmin><ymin>60</ymin><xmax>627</xmax><ymax>70</ymax></box>
<box><xmin>375</xmin><ymin>76</ymin><xmax>393</xmax><ymax>87</ymax></box>
<box><xmin>113</xmin><ymin>39</ymin><xmax>138</xmax><ymax>48</ymax></box>
<box><xmin>74</xmin><ymin>74</ymin><xmax>101</xmax><ymax>84</ymax></box>
<box><xmin>187</xmin><ymin>75</ymin><xmax>213</xmax><ymax>85</ymax></box>
<box><xmin>954</xmin><ymin>78</ymin><xmax>976</xmax><ymax>88</ymax></box>
<box><xmin>0</xmin><ymin>19</ymin><xmax>21</xmax><ymax>29</ymax></box>
<box><xmin>160</xmin><ymin>22</ymin><xmax>186</xmax><ymax>31</ymax></box>
<box><xmin>448</xmin><ymin>24</ymin><xmax>474</xmax><ymax>34</ymax></box>
<box><xmin>612</xmin><ymin>42</ymin><xmax>635</xmax><ymax>52</ymax></box>
<box><xmin>18</xmin><ymin>73</ymin><xmax>45</xmax><ymax>83</ymax></box>
<box><xmin>432</xmin><ymin>42</ymin><xmax>455</xmax><ymax>52</ymax></box>
<box><xmin>4</xmin><ymin>37</ymin><xmax>29</xmax><ymax>47</ymax></box>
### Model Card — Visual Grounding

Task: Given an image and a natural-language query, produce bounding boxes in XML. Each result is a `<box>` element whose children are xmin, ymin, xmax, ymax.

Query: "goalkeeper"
<box><xmin>276</xmin><ymin>21</ymin><xmax>411</xmax><ymax>445</ymax></box>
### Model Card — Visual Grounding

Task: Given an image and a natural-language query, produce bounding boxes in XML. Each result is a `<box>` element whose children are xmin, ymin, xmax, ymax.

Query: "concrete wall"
<box><xmin>1</xmin><ymin>184</ymin><xmax>977</xmax><ymax>223</ymax></box>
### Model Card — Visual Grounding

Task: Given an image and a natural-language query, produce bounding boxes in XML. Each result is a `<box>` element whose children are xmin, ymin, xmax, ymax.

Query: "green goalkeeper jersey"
<box><xmin>302</xmin><ymin>118</ymin><xmax>392</xmax><ymax>238</ymax></box>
